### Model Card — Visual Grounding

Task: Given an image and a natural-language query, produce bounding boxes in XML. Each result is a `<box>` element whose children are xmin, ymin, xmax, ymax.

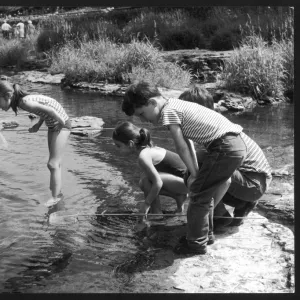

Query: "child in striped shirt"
<box><xmin>121</xmin><ymin>81</ymin><xmax>266</xmax><ymax>255</ymax></box>
<box><xmin>179</xmin><ymin>84</ymin><xmax>272</xmax><ymax>228</ymax></box>
<box><xmin>0</xmin><ymin>80</ymin><xmax>72</xmax><ymax>207</ymax></box>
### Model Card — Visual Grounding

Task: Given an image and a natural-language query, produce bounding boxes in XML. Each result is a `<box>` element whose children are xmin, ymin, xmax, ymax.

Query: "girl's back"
<box><xmin>140</xmin><ymin>146</ymin><xmax>186</xmax><ymax>178</ymax></box>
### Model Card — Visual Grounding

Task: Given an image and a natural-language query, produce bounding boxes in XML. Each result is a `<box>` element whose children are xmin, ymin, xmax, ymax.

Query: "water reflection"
<box><xmin>0</xmin><ymin>80</ymin><xmax>294</xmax><ymax>292</ymax></box>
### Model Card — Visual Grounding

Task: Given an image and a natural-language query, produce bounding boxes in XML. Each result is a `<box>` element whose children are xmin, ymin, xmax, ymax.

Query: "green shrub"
<box><xmin>221</xmin><ymin>35</ymin><xmax>286</xmax><ymax>99</ymax></box>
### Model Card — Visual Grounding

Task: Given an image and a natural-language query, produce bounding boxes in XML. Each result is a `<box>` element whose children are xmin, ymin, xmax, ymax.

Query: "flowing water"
<box><xmin>0</xmin><ymin>80</ymin><xmax>294</xmax><ymax>292</ymax></box>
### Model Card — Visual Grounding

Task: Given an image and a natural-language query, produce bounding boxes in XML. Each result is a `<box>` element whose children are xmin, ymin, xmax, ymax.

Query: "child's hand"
<box><xmin>183</xmin><ymin>170</ymin><xmax>191</xmax><ymax>186</ymax></box>
<box><xmin>141</xmin><ymin>202</ymin><xmax>151</xmax><ymax>218</ymax></box>
<box><xmin>187</xmin><ymin>174</ymin><xmax>197</xmax><ymax>189</ymax></box>
<box><xmin>28</xmin><ymin>123</ymin><xmax>41</xmax><ymax>133</ymax></box>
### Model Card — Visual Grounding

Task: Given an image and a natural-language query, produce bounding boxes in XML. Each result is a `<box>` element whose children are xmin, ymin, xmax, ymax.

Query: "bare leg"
<box><xmin>213</xmin><ymin>177</ymin><xmax>232</xmax><ymax>208</ymax></box>
<box><xmin>47</xmin><ymin>129</ymin><xmax>70</xmax><ymax>198</ymax></box>
<box><xmin>139</xmin><ymin>176</ymin><xmax>162</xmax><ymax>214</ymax></box>
<box><xmin>159</xmin><ymin>172</ymin><xmax>188</xmax><ymax>213</ymax></box>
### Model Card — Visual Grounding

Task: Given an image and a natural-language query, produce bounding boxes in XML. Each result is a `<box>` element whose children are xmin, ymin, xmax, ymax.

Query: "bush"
<box><xmin>273</xmin><ymin>37</ymin><xmax>294</xmax><ymax>100</ymax></box>
<box><xmin>0</xmin><ymin>39</ymin><xmax>29</xmax><ymax>67</ymax></box>
<box><xmin>221</xmin><ymin>35</ymin><xmax>286</xmax><ymax>99</ymax></box>
<box><xmin>159</xmin><ymin>28</ymin><xmax>206</xmax><ymax>50</ymax></box>
<box><xmin>49</xmin><ymin>39</ymin><xmax>191</xmax><ymax>88</ymax></box>
<box><xmin>36</xmin><ymin>30</ymin><xmax>65</xmax><ymax>52</ymax></box>
<box><xmin>129</xmin><ymin>61</ymin><xmax>191</xmax><ymax>89</ymax></box>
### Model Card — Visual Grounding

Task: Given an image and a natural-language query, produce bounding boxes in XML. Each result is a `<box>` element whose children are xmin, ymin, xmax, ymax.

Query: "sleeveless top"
<box><xmin>154</xmin><ymin>149</ymin><xmax>187</xmax><ymax>178</ymax></box>
<box><xmin>20</xmin><ymin>95</ymin><xmax>69</xmax><ymax>128</ymax></box>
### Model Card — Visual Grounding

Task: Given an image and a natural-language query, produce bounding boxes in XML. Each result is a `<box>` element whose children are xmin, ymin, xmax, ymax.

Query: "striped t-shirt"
<box><xmin>20</xmin><ymin>95</ymin><xmax>69</xmax><ymax>128</ymax></box>
<box><xmin>159</xmin><ymin>98</ymin><xmax>243</xmax><ymax>145</ymax></box>
<box><xmin>239</xmin><ymin>131</ymin><xmax>272</xmax><ymax>179</ymax></box>
<box><xmin>160</xmin><ymin>98</ymin><xmax>272</xmax><ymax>180</ymax></box>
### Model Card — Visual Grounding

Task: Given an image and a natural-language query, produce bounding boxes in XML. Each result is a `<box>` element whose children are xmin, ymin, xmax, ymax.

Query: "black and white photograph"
<box><xmin>0</xmin><ymin>5</ymin><xmax>294</xmax><ymax>293</ymax></box>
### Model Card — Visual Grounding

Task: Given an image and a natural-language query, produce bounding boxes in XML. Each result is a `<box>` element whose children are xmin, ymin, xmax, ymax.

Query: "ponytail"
<box><xmin>138</xmin><ymin>128</ymin><xmax>153</xmax><ymax>148</ymax></box>
<box><xmin>10</xmin><ymin>84</ymin><xmax>29</xmax><ymax>115</ymax></box>
<box><xmin>112</xmin><ymin>121</ymin><xmax>153</xmax><ymax>149</ymax></box>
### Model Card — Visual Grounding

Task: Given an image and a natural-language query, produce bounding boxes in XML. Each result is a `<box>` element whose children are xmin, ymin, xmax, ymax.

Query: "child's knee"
<box><xmin>139</xmin><ymin>176</ymin><xmax>151</xmax><ymax>191</ymax></box>
<box><xmin>47</xmin><ymin>160</ymin><xmax>60</xmax><ymax>170</ymax></box>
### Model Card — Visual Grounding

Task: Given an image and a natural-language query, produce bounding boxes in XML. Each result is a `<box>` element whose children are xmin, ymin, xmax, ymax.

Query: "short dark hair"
<box><xmin>179</xmin><ymin>84</ymin><xmax>214</xmax><ymax>110</ymax></box>
<box><xmin>122</xmin><ymin>81</ymin><xmax>161</xmax><ymax>116</ymax></box>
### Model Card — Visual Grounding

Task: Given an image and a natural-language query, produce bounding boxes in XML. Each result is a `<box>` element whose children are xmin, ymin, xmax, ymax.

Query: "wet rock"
<box><xmin>161</xmin><ymin>49</ymin><xmax>233</xmax><ymax>83</ymax></box>
<box><xmin>69</xmin><ymin>116</ymin><xmax>105</xmax><ymax>137</ymax></box>
<box><xmin>167</xmin><ymin>211</ymin><xmax>294</xmax><ymax>293</ymax></box>
<box><xmin>65</xmin><ymin>81</ymin><xmax>128</xmax><ymax>96</ymax></box>
<box><xmin>20</xmin><ymin>71</ymin><xmax>65</xmax><ymax>85</ymax></box>
<box><xmin>1</xmin><ymin>120</ymin><xmax>19</xmax><ymax>129</ymax></box>
<box><xmin>214</xmin><ymin>104</ymin><xmax>229</xmax><ymax>113</ymax></box>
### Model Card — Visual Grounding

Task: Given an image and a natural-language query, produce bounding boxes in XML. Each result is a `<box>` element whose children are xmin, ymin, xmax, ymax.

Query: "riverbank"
<box><xmin>0</xmin><ymin>58</ymin><xmax>294</xmax><ymax>293</ymax></box>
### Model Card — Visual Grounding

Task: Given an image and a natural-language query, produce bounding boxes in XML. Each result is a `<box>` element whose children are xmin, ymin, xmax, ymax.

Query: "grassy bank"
<box><xmin>34</xmin><ymin>6</ymin><xmax>294</xmax><ymax>52</ymax></box>
<box><xmin>0</xmin><ymin>6</ymin><xmax>294</xmax><ymax>99</ymax></box>
<box><xmin>220</xmin><ymin>14</ymin><xmax>294</xmax><ymax>100</ymax></box>
<box><xmin>49</xmin><ymin>39</ymin><xmax>191</xmax><ymax>89</ymax></box>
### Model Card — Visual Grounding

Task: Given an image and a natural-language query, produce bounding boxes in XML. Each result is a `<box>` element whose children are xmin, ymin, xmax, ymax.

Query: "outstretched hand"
<box><xmin>28</xmin><ymin>123</ymin><xmax>41</xmax><ymax>133</ymax></box>
<box><xmin>141</xmin><ymin>202</ymin><xmax>151</xmax><ymax>218</ymax></box>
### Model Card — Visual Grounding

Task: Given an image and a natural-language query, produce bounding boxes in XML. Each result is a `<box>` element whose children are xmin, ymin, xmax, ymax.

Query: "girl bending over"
<box><xmin>112</xmin><ymin>121</ymin><xmax>188</xmax><ymax>216</ymax></box>
<box><xmin>0</xmin><ymin>80</ymin><xmax>71</xmax><ymax>207</ymax></box>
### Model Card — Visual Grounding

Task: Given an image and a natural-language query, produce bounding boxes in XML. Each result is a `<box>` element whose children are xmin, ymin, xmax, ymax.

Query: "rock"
<box><xmin>20</xmin><ymin>71</ymin><xmax>65</xmax><ymax>85</ymax></box>
<box><xmin>1</xmin><ymin>120</ymin><xmax>19</xmax><ymax>129</ymax></box>
<box><xmin>167</xmin><ymin>210</ymin><xmax>294</xmax><ymax>293</ymax></box>
<box><xmin>70</xmin><ymin>116</ymin><xmax>105</xmax><ymax>137</ymax></box>
<box><xmin>214</xmin><ymin>105</ymin><xmax>229</xmax><ymax>113</ymax></box>
<box><xmin>220</xmin><ymin>99</ymin><xmax>245</xmax><ymax>111</ymax></box>
<box><xmin>66</xmin><ymin>81</ymin><xmax>128</xmax><ymax>96</ymax></box>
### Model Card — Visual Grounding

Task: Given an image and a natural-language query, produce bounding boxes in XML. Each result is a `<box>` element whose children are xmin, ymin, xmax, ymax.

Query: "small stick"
<box><xmin>3</xmin><ymin>127</ymin><xmax>115</xmax><ymax>132</ymax></box>
<box><xmin>52</xmin><ymin>212</ymin><xmax>265</xmax><ymax>219</ymax></box>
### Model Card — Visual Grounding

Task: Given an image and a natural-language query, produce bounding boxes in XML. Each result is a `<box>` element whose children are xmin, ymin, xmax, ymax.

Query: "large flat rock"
<box><xmin>117</xmin><ymin>209</ymin><xmax>294</xmax><ymax>293</ymax></box>
<box><xmin>70</xmin><ymin>116</ymin><xmax>105</xmax><ymax>137</ymax></box>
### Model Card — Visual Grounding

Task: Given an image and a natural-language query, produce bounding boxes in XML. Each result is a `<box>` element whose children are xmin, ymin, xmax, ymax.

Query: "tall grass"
<box><xmin>221</xmin><ymin>36</ymin><xmax>285</xmax><ymax>99</ymax></box>
<box><xmin>49</xmin><ymin>39</ymin><xmax>191</xmax><ymax>89</ymax></box>
<box><xmin>220</xmin><ymin>8</ymin><xmax>294</xmax><ymax>99</ymax></box>
<box><xmin>0</xmin><ymin>38</ymin><xmax>30</xmax><ymax>67</ymax></box>
<box><xmin>122</xmin><ymin>9</ymin><xmax>205</xmax><ymax>49</ymax></box>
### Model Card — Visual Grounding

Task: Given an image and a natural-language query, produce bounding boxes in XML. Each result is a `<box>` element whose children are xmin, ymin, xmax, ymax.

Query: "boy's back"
<box><xmin>160</xmin><ymin>98</ymin><xmax>243</xmax><ymax>145</ymax></box>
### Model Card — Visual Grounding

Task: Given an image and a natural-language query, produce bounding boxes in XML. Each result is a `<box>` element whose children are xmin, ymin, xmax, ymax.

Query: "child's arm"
<box><xmin>29</xmin><ymin>117</ymin><xmax>44</xmax><ymax>133</ymax></box>
<box><xmin>20</xmin><ymin>98</ymin><xmax>66</xmax><ymax>125</ymax></box>
<box><xmin>168</xmin><ymin>124</ymin><xmax>199</xmax><ymax>177</ymax></box>
<box><xmin>185</xmin><ymin>138</ymin><xmax>198</xmax><ymax>171</ymax></box>
<box><xmin>138</xmin><ymin>149</ymin><xmax>163</xmax><ymax>210</ymax></box>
